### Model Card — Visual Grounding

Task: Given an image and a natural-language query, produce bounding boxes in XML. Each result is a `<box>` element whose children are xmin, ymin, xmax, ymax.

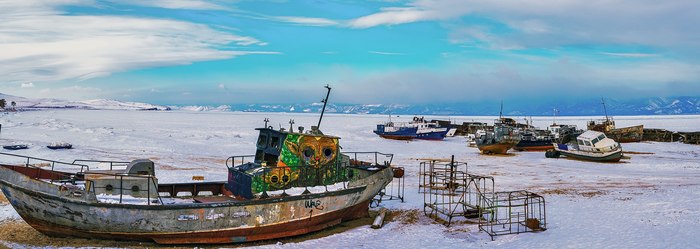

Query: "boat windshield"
<box><xmin>597</xmin><ymin>134</ymin><xmax>606</xmax><ymax>140</ymax></box>
<box><xmin>591</xmin><ymin>138</ymin><xmax>599</xmax><ymax>145</ymax></box>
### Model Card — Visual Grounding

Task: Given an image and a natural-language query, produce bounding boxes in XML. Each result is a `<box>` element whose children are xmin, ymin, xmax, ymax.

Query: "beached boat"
<box><xmin>3</xmin><ymin>144</ymin><xmax>28</xmax><ymax>150</ymax></box>
<box><xmin>587</xmin><ymin>98</ymin><xmax>643</xmax><ymax>143</ymax></box>
<box><xmin>47</xmin><ymin>142</ymin><xmax>72</xmax><ymax>150</ymax></box>
<box><xmin>513</xmin><ymin>130</ymin><xmax>554</xmax><ymax>151</ymax></box>
<box><xmin>374</xmin><ymin>116</ymin><xmax>449</xmax><ymax>140</ymax></box>
<box><xmin>476</xmin><ymin>118</ymin><xmax>521</xmax><ymax>154</ymax></box>
<box><xmin>546</xmin><ymin>130</ymin><xmax>623</xmax><ymax>162</ymax></box>
<box><xmin>0</xmin><ymin>86</ymin><xmax>394</xmax><ymax>244</ymax></box>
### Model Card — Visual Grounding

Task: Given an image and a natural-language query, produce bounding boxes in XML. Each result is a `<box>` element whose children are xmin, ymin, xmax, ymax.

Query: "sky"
<box><xmin>1</xmin><ymin>0</ymin><xmax>699</xmax><ymax>105</ymax></box>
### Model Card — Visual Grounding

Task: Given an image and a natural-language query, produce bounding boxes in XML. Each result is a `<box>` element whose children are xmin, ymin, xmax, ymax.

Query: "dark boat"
<box><xmin>374</xmin><ymin>116</ymin><xmax>449</xmax><ymax>140</ymax></box>
<box><xmin>547</xmin><ymin>130</ymin><xmax>623</xmax><ymax>162</ymax></box>
<box><xmin>0</xmin><ymin>86</ymin><xmax>394</xmax><ymax>244</ymax></box>
<box><xmin>3</xmin><ymin>144</ymin><xmax>28</xmax><ymax>150</ymax></box>
<box><xmin>47</xmin><ymin>142</ymin><xmax>72</xmax><ymax>150</ymax></box>
<box><xmin>513</xmin><ymin>130</ymin><xmax>554</xmax><ymax>151</ymax></box>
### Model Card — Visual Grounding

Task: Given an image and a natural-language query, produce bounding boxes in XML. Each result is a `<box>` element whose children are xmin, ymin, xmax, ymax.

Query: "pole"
<box><xmin>317</xmin><ymin>85</ymin><xmax>332</xmax><ymax>129</ymax></box>
<box><xmin>601</xmin><ymin>97</ymin><xmax>609</xmax><ymax>121</ymax></box>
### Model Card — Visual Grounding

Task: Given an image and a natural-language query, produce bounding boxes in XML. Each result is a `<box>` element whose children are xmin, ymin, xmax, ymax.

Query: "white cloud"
<box><xmin>599</xmin><ymin>52</ymin><xmax>658</xmax><ymax>58</ymax></box>
<box><xmin>0</xmin><ymin>1</ymin><xmax>274</xmax><ymax>83</ymax></box>
<box><xmin>111</xmin><ymin>0</ymin><xmax>230</xmax><ymax>10</ymax></box>
<box><xmin>218</xmin><ymin>83</ymin><xmax>226</xmax><ymax>89</ymax></box>
<box><xmin>369</xmin><ymin>51</ymin><xmax>405</xmax><ymax>55</ymax></box>
<box><xmin>347</xmin><ymin>0</ymin><xmax>700</xmax><ymax>54</ymax></box>
<box><xmin>277</xmin><ymin>16</ymin><xmax>339</xmax><ymax>26</ymax></box>
<box><xmin>21</xmin><ymin>82</ymin><xmax>35</xmax><ymax>88</ymax></box>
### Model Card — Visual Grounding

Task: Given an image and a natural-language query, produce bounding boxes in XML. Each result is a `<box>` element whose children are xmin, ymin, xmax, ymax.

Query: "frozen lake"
<box><xmin>1</xmin><ymin>110</ymin><xmax>699</xmax><ymax>248</ymax></box>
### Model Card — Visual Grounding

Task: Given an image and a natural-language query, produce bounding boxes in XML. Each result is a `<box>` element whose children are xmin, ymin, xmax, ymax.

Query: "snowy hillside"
<box><xmin>0</xmin><ymin>93</ymin><xmax>170</xmax><ymax>111</ymax></box>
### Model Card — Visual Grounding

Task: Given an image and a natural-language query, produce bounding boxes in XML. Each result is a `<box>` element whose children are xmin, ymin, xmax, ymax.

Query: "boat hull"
<box><xmin>477</xmin><ymin>142</ymin><xmax>517</xmax><ymax>154</ymax></box>
<box><xmin>606</xmin><ymin>125</ymin><xmax>644</xmax><ymax>143</ymax></box>
<box><xmin>513</xmin><ymin>144</ymin><xmax>555</xmax><ymax>152</ymax></box>
<box><xmin>0</xmin><ymin>165</ymin><xmax>393</xmax><ymax>244</ymax></box>
<box><xmin>552</xmin><ymin>144</ymin><xmax>623</xmax><ymax>162</ymax></box>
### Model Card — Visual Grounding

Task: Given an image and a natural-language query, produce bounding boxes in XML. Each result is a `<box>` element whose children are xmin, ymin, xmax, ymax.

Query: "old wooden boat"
<box><xmin>0</xmin><ymin>86</ymin><xmax>394</xmax><ymax>244</ymax></box>
<box><xmin>546</xmin><ymin>130</ymin><xmax>623</xmax><ymax>162</ymax></box>
<box><xmin>587</xmin><ymin>98</ymin><xmax>643</xmax><ymax>143</ymax></box>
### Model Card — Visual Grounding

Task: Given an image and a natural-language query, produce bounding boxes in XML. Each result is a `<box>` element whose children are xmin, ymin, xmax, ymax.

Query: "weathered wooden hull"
<box><xmin>606</xmin><ymin>125</ymin><xmax>644</xmax><ymax>143</ymax></box>
<box><xmin>0</xmin><ymin>165</ymin><xmax>393</xmax><ymax>244</ymax></box>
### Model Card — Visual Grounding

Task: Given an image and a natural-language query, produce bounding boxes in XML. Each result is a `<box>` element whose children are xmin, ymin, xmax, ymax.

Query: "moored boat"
<box><xmin>546</xmin><ymin>130</ymin><xmax>623</xmax><ymax>162</ymax></box>
<box><xmin>374</xmin><ymin>116</ymin><xmax>449</xmax><ymax>140</ymax></box>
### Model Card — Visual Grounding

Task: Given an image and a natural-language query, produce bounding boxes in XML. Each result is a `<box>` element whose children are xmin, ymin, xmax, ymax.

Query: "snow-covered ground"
<box><xmin>0</xmin><ymin>110</ymin><xmax>699</xmax><ymax>248</ymax></box>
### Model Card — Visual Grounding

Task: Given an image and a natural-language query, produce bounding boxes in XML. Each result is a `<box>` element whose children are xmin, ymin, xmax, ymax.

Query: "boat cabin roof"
<box><xmin>578</xmin><ymin>130</ymin><xmax>606</xmax><ymax>141</ymax></box>
<box><xmin>255</xmin><ymin>127</ymin><xmax>339</xmax><ymax>139</ymax></box>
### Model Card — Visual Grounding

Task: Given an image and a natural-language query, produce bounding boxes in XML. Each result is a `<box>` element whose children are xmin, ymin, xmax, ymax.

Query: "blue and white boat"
<box><xmin>374</xmin><ymin>116</ymin><xmax>449</xmax><ymax>140</ymax></box>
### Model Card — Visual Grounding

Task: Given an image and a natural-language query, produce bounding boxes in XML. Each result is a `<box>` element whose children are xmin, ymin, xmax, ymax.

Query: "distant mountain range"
<box><xmin>0</xmin><ymin>93</ymin><xmax>170</xmax><ymax>111</ymax></box>
<box><xmin>1</xmin><ymin>93</ymin><xmax>698</xmax><ymax>115</ymax></box>
<box><xmin>216</xmin><ymin>96</ymin><xmax>700</xmax><ymax>116</ymax></box>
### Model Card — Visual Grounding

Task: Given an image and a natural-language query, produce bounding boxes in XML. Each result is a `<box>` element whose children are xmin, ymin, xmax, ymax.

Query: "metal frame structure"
<box><xmin>377</xmin><ymin>166</ymin><xmax>405</xmax><ymax>204</ymax></box>
<box><xmin>421</xmin><ymin>158</ymin><xmax>480</xmax><ymax>226</ymax></box>
<box><xmin>479</xmin><ymin>190</ymin><xmax>547</xmax><ymax>240</ymax></box>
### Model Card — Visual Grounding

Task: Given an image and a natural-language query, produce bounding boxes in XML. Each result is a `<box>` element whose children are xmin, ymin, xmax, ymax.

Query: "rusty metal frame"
<box><xmin>479</xmin><ymin>190</ymin><xmax>547</xmax><ymax>240</ymax></box>
<box><xmin>421</xmin><ymin>158</ymin><xmax>479</xmax><ymax>227</ymax></box>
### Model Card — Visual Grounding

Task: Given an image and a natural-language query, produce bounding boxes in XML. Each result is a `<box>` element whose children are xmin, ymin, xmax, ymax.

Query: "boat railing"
<box><xmin>83</xmin><ymin>170</ymin><xmax>162</xmax><ymax>205</ymax></box>
<box><xmin>225</xmin><ymin>152</ymin><xmax>393</xmax><ymax>197</ymax></box>
<box><xmin>225</xmin><ymin>152</ymin><xmax>393</xmax><ymax>169</ymax></box>
<box><xmin>0</xmin><ymin>152</ymin><xmax>91</xmax><ymax>176</ymax></box>
<box><xmin>72</xmin><ymin>159</ymin><xmax>130</xmax><ymax>171</ymax></box>
<box><xmin>344</xmin><ymin>151</ymin><xmax>394</xmax><ymax>166</ymax></box>
<box><xmin>225</xmin><ymin>155</ymin><xmax>256</xmax><ymax>169</ymax></box>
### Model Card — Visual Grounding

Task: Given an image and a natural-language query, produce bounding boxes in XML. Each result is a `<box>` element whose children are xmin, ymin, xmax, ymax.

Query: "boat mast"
<box><xmin>317</xmin><ymin>84</ymin><xmax>332</xmax><ymax>129</ymax></box>
<box><xmin>499</xmin><ymin>101</ymin><xmax>503</xmax><ymax>119</ymax></box>
<box><xmin>553</xmin><ymin>108</ymin><xmax>557</xmax><ymax>125</ymax></box>
<box><xmin>601</xmin><ymin>97</ymin><xmax>609</xmax><ymax>121</ymax></box>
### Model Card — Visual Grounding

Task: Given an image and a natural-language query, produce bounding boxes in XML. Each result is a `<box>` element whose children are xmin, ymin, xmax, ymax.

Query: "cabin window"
<box><xmin>257</xmin><ymin>134</ymin><xmax>268</xmax><ymax>147</ymax></box>
<box><xmin>578</xmin><ymin>139</ymin><xmax>584</xmax><ymax>145</ymax></box>
<box><xmin>592</xmin><ymin>138</ymin><xmax>600</xmax><ymax>145</ymax></box>
<box><xmin>597</xmin><ymin>134</ymin><xmax>606</xmax><ymax>141</ymax></box>
<box><xmin>270</xmin><ymin>136</ymin><xmax>280</xmax><ymax>149</ymax></box>
<box><xmin>584</xmin><ymin>140</ymin><xmax>592</xmax><ymax>146</ymax></box>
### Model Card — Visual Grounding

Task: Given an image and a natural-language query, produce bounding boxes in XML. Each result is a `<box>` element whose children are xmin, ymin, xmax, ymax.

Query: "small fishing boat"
<box><xmin>546</xmin><ymin>130</ymin><xmax>623</xmax><ymax>162</ymax></box>
<box><xmin>47</xmin><ymin>142</ymin><xmax>72</xmax><ymax>150</ymax></box>
<box><xmin>3</xmin><ymin>144</ymin><xmax>28</xmax><ymax>150</ymax></box>
<box><xmin>374</xmin><ymin>116</ymin><xmax>449</xmax><ymax>140</ymax></box>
